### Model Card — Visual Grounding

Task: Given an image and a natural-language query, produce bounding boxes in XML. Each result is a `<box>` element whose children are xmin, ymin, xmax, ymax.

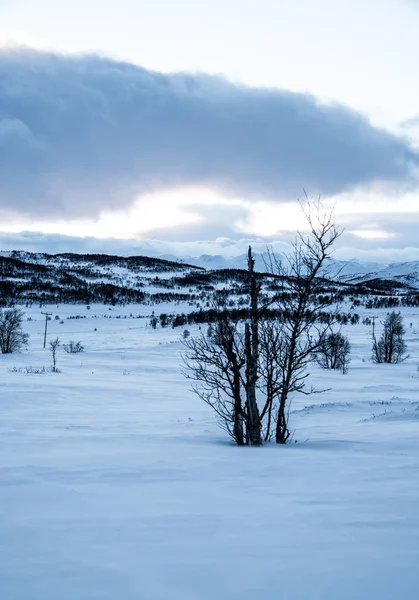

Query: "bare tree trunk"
<box><xmin>276</xmin><ymin>390</ymin><xmax>290</xmax><ymax>444</ymax></box>
<box><xmin>230</xmin><ymin>341</ymin><xmax>246</xmax><ymax>446</ymax></box>
<box><xmin>275</xmin><ymin>339</ymin><xmax>294</xmax><ymax>444</ymax></box>
<box><xmin>245</xmin><ymin>248</ymin><xmax>262</xmax><ymax>446</ymax></box>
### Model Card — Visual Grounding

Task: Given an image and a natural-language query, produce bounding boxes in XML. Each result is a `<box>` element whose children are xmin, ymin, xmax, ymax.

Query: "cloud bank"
<box><xmin>0</xmin><ymin>46</ymin><xmax>418</xmax><ymax>219</ymax></box>
<box><xmin>3</xmin><ymin>229</ymin><xmax>419</xmax><ymax>265</ymax></box>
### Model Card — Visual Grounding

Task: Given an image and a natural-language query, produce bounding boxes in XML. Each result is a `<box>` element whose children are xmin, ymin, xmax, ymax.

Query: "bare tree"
<box><xmin>316</xmin><ymin>331</ymin><xmax>351</xmax><ymax>373</ymax></box>
<box><xmin>266</xmin><ymin>198</ymin><xmax>341</xmax><ymax>443</ymax></box>
<box><xmin>183</xmin><ymin>198</ymin><xmax>341</xmax><ymax>446</ymax></box>
<box><xmin>49</xmin><ymin>337</ymin><xmax>60</xmax><ymax>372</ymax></box>
<box><xmin>183</xmin><ymin>248</ymin><xmax>263</xmax><ymax>446</ymax></box>
<box><xmin>372</xmin><ymin>311</ymin><xmax>407</xmax><ymax>364</ymax></box>
<box><xmin>0</xmin><ymin>308</ymin><xmax>29</xmax><ymax>354</ymax></box>
<box><xmin>183</xmin><ymin>316</ymin><xmax>247</xmax><ymax>445</ymax></box>
<box><xmin>257</xmin><ymin>319</ymin><xmax>286</xmax><ymax>441</ymax></box>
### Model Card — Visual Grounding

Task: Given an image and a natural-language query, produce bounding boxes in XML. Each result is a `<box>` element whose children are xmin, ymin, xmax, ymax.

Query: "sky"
<box><xmin>1</xmin><ymin>0</ymin><xmax>419</xmax><ymax>261</ymax></box>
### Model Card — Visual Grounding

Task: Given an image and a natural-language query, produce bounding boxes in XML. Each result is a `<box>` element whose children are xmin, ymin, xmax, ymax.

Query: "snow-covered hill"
<box><xmin>334</xmin><ymin>260</ymin><xmax>419</xmax><ymax>289</ymax></box>
<box><xmin>2</xmin><ymin>250</ymin><xmax>419</xmax><ymax>309</ymax></box>
<box><xmin>160</xmin><ymin>251</ymin><xmax>419</xmax><ymax>289</ymax></box>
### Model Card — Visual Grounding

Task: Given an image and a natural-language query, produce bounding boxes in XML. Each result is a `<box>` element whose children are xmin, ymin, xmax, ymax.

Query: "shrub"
<box><xmin>63</xmin><ymin>340</ymin><xmax>84</xmax><ymax>354</ymax></box>
<box><xmin>372</xmin><ymin>311</ymin><xmax>408</xmax><ymax>364</ymax></box>
<box><xmin>0</xmin><ymin>308</ymin><xmax>29</xmax><ymax>354</ymax></box>
<box><xmin>316</xmin><ymin>331</ymin><xmax>351</xmax><ymax>374</ymax></box>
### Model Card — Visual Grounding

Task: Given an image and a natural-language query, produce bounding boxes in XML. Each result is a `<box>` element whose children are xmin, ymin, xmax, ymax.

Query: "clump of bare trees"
<box><xmin>372</xmin><ymin>311</ymin><xmax>408</xmax><ymax>364</ymax></box>
<box><xmin>183</xmin><ymin>200</ymin><xmax>341</xmax><ymax>445</ymax></box>
<box><xmin>0</xmin><ymin>308</ymin><xmax>29</xmax><ymax>354</ymax></box>
<box><xmin>316</xmin><ymin>331</ymin><xmax>351</xmax><ymax>373</ymax></box>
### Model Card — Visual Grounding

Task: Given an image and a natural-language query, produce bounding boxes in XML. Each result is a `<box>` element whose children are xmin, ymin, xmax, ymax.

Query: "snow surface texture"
<box><xmin>1</xmin><ymin>305</ymin><xmax>419</xmax><ymax>600</ymax></box>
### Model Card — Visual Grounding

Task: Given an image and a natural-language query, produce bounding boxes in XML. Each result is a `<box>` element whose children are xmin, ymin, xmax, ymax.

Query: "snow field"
<box><xmin>1</xmin><ymin>304</ymin><xmax>419</xmax><ymax>599</ymax></box>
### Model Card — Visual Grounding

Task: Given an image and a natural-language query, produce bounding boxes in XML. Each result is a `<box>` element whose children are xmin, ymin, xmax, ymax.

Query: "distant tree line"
<box><xmin>151</xmin><ymin>307</ymin><xmax>361</xmax><ymax>329</ymax></box>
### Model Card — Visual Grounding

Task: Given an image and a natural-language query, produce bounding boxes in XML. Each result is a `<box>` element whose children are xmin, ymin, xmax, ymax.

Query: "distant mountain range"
<box><xmin>159</xmin><ymin>251</ymin><xmax>419</xmax><ymax>289</ymax></box>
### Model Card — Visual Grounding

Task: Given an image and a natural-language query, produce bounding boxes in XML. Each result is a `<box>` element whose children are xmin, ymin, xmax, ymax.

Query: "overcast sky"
<box><xmin>1</xmin><ymin>0</ymin><xmax>419</xmax><ymax>260</ymax></box>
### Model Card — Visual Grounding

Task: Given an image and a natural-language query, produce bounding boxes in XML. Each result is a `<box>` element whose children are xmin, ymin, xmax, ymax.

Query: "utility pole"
<box><xmin>41</xmin><ymin>311</ymin><xmax>52</xmax><ymax>348</ymax></box>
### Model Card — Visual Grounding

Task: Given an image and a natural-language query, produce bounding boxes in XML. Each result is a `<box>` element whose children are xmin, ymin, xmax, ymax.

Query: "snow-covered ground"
<box><xmin>1</xmin><ymin>304</ymin><xmax>419</xmax><ymax>599</ymax></box>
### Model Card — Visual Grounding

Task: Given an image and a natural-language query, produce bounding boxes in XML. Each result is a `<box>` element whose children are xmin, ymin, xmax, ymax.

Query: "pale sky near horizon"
<box><xmin>1</xmin><ymin>0</ymin><xmax>419</xmax><ymax>259</ymax></box>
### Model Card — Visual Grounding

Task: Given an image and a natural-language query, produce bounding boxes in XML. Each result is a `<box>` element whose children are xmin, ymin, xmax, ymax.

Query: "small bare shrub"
<box><xmin>9</xmin><ymin>366</ymin><xmax>51</xmax><ymax>374</ymax></box>
<box><xmin>63</xmin><ymin>340</ymin><xmax>84</xmax><ymax>354</ymax></box>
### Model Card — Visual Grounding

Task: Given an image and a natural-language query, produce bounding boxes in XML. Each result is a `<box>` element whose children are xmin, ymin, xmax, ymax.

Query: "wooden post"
<box><xmin>41</xmin><ymin>311</ymin><xmax>52</xmax><ymax>348</ymax></box>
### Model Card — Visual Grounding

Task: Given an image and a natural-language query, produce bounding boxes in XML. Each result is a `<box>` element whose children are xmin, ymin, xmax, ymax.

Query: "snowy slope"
<box><xmin>4</xmin><ymin>250</ymin><xmax>419</xmax><ymax>304</ymax></box>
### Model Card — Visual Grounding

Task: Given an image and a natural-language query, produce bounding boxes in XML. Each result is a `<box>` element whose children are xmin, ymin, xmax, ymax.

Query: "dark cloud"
<box><xmin>0</xmin><ymin>230</ymin><xmax>265</xmax><ymax>258</ymax></box>
<box><xmin>0</xmin><ymin>47</ymin><xmax>418</xmax><ymax>219</ymax></box>
<box><xmin>4</xmin><ymin>225</ymin><xmax>419</xmax><ymax>265</ymax></box>
<box><xmin>0</xmin><ymin>231</ymin><xmax>172</xmax><ymax>256</ymax></box>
